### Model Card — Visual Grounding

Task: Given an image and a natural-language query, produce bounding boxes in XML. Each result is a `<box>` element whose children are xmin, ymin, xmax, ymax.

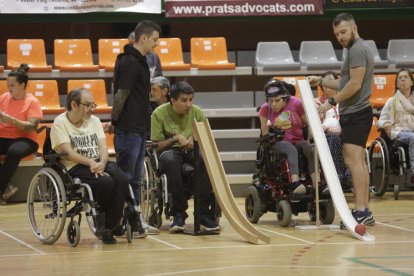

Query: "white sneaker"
<box><xmin>3</xmin><ymin>184</ymin><xmax>18</xmax><ymax>200</ymax></box>
<box><xmin>140</xmin><ymin>214</ymin><xmax>160</xmax><ymax>235</ymax></box>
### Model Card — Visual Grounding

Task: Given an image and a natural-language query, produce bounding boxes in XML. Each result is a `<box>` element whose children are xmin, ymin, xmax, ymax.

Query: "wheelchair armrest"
<box><xmin>44</xmin><ymin>152</ymin><xmax>68</xmax><ymax>164</ymax></box>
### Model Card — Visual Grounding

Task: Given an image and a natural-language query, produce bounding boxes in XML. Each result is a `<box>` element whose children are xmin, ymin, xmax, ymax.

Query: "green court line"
<box><xmin>346</xmin><ymin>256</ymin><xmax>414</xmax><ymax>276</ymax></box>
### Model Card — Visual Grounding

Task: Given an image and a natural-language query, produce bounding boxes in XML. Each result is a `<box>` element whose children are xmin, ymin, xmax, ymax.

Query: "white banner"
<box><xmin>0</xmin><ymin>0</ymin><xmax>161</xmax><ymax>14</ymax></box>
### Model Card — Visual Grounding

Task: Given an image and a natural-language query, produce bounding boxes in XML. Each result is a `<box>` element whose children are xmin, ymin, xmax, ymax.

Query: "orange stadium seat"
<box><xmin>67</xmin><ymin>79</ymin><xmax>111</xmax><ymax>114</ymax></box>
<box><xmin>0</xmin><ymin>65</ymin><xmax>3</xmax><ymax>73</ymax></box>
<box><xmin>371</xmin><ymin>74</ymin><xmax>396</xmax><ymax>109</ymax></box>
<box><xmin>190</xmin><ymin>37</ymin><xmax>236</xmax><ymax>70</ymax></box>
<box><xmin>7</xmin><ymin>39</ymin><xmax>52</xmax><ymax>72</ymax></box>
<box><xmin>0</xmin><ymin>80</ymin><xmax>8</xmax><ymax>95</ymax></box>
<box><xmin>26</xmin><ymin>80</ymin><xmax>65</xmax><ymax>115</ymax></box>
<box><xmin>98</xmin><ymin>38</ymin><xmax>129</xmax><ymax>71</ymax></box>
<box><xmin>54</xmin><ymin>39</ymin><xmax>99</xmax><ymax>72</ymax></box>
<box><xmin>155</xmin><ymin>38</ymin><xmax>191</xmax><ymax>71</ymax></box>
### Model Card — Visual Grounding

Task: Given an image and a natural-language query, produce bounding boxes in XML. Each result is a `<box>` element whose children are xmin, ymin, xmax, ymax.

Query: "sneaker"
<box><xmin>340</xmin><ymin>208</ymin><xmax>375</xmax><ymax>229</ymax></box>
<box><xmin>133</xmin><ymin>229</ymin><xmax>148</xmax><ymax>239</ymax></box>
<box><xmin>142</xmin><ymin>220</ymin><xmax>160</xmax><ymax>235</ymax></box>
<box><xmin>102</xmin><ymin>231</ymin><xmax>117</xmax><ymax>244</ymax></box>
<box><xmin>169</xmin><ymin>215</ymin><xmax>185</xmax><ymax>233</ymax></box>
<box><xmin>200</xmin><ymin>216</ymin><xmax>221</xmax><ymax>232</ymax></box>
<box><xmin>112</xmin><ymin>225</ymin><xmax>125</xmax><ymax>237</ymax></box>
<box><xmin>3</xmin><ymin>184</ymin><xmax>18</xmax><ymax>201</ymax></box>
<box><xmin>290</xmin><ymin>182</ymin><xmax>306</xmax><ymax>195</ymax></box>
<box><xmin>140</xmin><ymin>214</ymin><xmax>160</xmax><ymax>235</ymax></box>
<box><xmin>0</xmin><ymin>193</ymin><xmax>6</xmax><ymax>205</ymax></box>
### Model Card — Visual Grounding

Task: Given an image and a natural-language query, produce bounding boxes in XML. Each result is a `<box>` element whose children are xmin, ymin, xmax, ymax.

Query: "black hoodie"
<box><xmin>112</xmin><ymin>44</ymin><xmax>150</xmax><ymax>135</ymax></box>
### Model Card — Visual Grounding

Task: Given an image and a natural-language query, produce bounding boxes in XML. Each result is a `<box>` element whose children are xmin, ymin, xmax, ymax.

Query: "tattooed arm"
<box><xmin>111</xmin><ymin>88</ymin><xmax>130</xmax><ymax>125</ymax></box>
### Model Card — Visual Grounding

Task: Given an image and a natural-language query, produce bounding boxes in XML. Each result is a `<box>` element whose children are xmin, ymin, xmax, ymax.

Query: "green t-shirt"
<box><xmin>151</xmin><ymin>103</ymin><xmax>205</xmax><ymax>145</ymax></box>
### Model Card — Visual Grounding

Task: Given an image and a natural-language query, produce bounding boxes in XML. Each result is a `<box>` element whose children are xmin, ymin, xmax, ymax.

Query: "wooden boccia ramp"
<box><xmin>192</xmin><ymin>119</ymin><xmax>271</xmax><ymax>245</ymax></box>
<box><xmin>297</xmin><ymin>80</ymin><xmax>375</xmax><ymax>242</ymax></box>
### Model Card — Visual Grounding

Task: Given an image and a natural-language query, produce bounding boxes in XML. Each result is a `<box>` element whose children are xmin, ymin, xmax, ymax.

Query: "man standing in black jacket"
<box><xmin>111</xmin><ymin>20</ymin><xmax>161</xmax><ymax>236</ymax></box>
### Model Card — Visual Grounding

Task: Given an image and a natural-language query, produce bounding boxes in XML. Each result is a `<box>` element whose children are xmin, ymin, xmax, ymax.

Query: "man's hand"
<box><xmin>89</xmin><ymin>160</ymin><xmax>107</xmax><ymax>178</ymax></box>
<box><xmin>307</xmin><ymin>76</ymin><xmax>322</xmax><ymax>87</ymax></box>
<box><xmin>181</xmin><ymin>135</ymin><xmax>194</xmax><ymax>151</ymax></box>
<box><xmin>103</xmin><ymin>122</ymin><xmax>114</xmax><ymax>133</ymax></box>
<box><xmin>383</xmin><ymin>122</ymin><xmax>392</xmax><ymax>138</ymax></box>
<box><xmin>317</xmin><ymin>101</ymin><xmax>331</xmax><ymax>120</ymax></box>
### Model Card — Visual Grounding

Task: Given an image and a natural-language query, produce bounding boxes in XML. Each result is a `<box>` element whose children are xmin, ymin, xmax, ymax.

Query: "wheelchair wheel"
<box><xmin>125</xmin><ymin>221</ymin><xmax>133</xmax><ymax>243</ymax></box>
<box><xmin>394</xmin><ymin>184</ymin><xmax>399</xmax><ymax>200</ymax></box>
<box><xmin>27</xmin><ymin>167</ymin><xmax>67</xmax><ymax>244</ymax></box>
<box><xmin>320</xmin><ymin>200</ymin><xmax>335</xmax><ymax>225</ymax></box>
<box><xmin>66</xmin><ymin>220</ymin><xmax>80</xmax><ymax>247</ymax></box>
<box><xmin>277</xmin><ymin>200</ymin><xmax>292</xmax><ymax>227</ymax></box>
<box><xmin>140</xmin><ymin>158</ymin><xmax>153</xmax><ymax>222</ymax></box>
<box><xmin>245</xmin><ymin>186</ymin><xmax>263</xmax><ymax>224</ymax></box>
<box><xmin>368</xmin><ymin>138</ymin><xmax>389</xmax><ymax>197</ymax></box>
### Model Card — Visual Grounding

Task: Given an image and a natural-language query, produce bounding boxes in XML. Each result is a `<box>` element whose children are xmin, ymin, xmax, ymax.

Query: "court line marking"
<box><xmin>255</xmin><ymin>226</ymin><xmax>314</xmax><ymax>244</ymax></box>
<box><xmin>145</xmin><ymin>264</ymin><xmax>414</xmax><ymax>276</ymax></box>
<box><xmin>375</xmin><ymin>222</ymin><xmax>414</xmax><ymax>233</ymax></box>
<box><xmin>148</xmin><ymin>236</ymin><xmax>183</xmax><ymax>249</ymax></box>
<box><xmin>346</xmin><ymin>256</ymin><xmax>414</xmax><ymax>276</ymax></box>
<box><xmin>0</xmin><ymin>230</ymin><xmax>45</xmax><ymax>255</ymax></box>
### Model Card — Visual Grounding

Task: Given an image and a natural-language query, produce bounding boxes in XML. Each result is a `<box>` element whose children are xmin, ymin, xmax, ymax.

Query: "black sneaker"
<box><xmin>169</xmin><ymin>215</ymin><xmax>185</xmax><ymax>233</ymax></box>
<box><xmin>340</xmin><ymin>208</ymin><xmax>375</xmax><ymax>230</ymax></box>
<box><xmin>102</xmin><ymin>231</ymin><xmax>117</xmax><ymax>244</ymax></box>
<box><xmin>112</xmin><ymin>225</ymin><xmax>125</xmax><ymax>237</ymax></box>
<box><xmin>200</xmin><ymin>216</ymin><xmax>221</xmax><ymax>232</ymax></box>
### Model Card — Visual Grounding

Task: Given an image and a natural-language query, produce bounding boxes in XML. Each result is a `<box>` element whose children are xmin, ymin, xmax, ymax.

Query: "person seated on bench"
<box><xmin>0</xmin><ymin>64</ymin><xmax>42</xmax><ymax>204</ymax></box>
<box><xmin>316</xmin><ymin>71</ymin><xmax>351</xmax><ymax>189</ymax></box>
<box><xmin>150</xmin><ymin>81</ymin><xmax>221</xmax><ymax>233</ymax></box>
<box><xmin>258</xmin><ymin>78</ymin><xmax>316</xmax><ymax>195</ymax></box>
<box><xmin>50</xmin><ymin>88</ymin><xmax>145</xmax><ymax>244</ymax></box>
<box><xmin>377</xmin><ymin>68</ymin><xmax>414</xmax><ymax>189</ymax></box>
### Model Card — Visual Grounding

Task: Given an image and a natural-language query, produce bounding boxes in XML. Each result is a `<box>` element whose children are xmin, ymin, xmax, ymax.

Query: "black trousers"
<box><xmin>69</xmin><ymin>161</ymin><xmax>129</xmax><ymax>229</ymax></box>
<box><xmin>0</xmin><ymin>137</ymin><xmax>38</xmax><ymax>192</ymax></box>
<box><xmin>159</xmin><ymin>149</ymin><xmax>213</xmax><ymax>218</ymax></box>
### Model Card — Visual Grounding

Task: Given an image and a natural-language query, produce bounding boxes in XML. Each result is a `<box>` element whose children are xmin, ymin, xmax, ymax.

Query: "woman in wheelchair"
<box><xmin>0</xmin><ymin>64</ymin><xmax>42</xmax><ymax>204</ymax></box>
<box><xmin>50</xmin><ymin>88</ymin><xmax>142</xmax><ymax>244</ymax></box>
<box><xmin>258</xmin><ymin>78</ymin><xmax>316</xmax><ymax>195</ymax></box>
<box><xmin>377</xmin><ymin>68</ymin><xmax>414</xmax><ymax>189</ymax></box>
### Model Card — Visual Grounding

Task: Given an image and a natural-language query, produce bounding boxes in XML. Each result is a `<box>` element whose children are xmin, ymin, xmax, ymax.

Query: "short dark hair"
<box><xmin>66</xmin><ymin>88</ymin><xmax>88</xmax><ymax>111</ymax></box>
<box><xmin>333</xmin><ymin>13</ymin><xmax>355</xmax><ymax>26</ymax></box>
<box><xmin>8</xmin><ymin>63</ymin><xmax>30</xmax><ymax>88</ymax></box>
<box><xmin>134</xmin><ymin>20</ymin><xmax>161</xmax><ymax>41</ymax></box>
<box><xmin>169</xmin><ymin>81</ymin><xmax>194</xmax><ymax>100</ymax></box>
<box><xmin>395</xmin><ymin>68</ymin><xmax>414</xmax><ymax>94</ymax></box>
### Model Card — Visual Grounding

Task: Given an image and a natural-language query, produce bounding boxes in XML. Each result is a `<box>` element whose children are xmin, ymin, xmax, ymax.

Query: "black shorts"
<box><xmin>340</xmin><ymin>106</ymin><xmax>373</xmax><ymax>147</ymax></box>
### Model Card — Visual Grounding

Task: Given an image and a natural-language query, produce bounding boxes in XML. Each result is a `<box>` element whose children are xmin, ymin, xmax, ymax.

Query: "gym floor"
<box><xmin>1</xmin><ymin>192</ymin><xmax>413</xmax><ymax>276</ymax></box>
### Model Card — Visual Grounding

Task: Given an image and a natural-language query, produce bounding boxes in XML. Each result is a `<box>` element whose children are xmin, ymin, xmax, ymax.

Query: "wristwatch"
<box><xmin>328</xmin><ymin>97</ymin><xmax>337</xmax><ymax>106</ymax></box>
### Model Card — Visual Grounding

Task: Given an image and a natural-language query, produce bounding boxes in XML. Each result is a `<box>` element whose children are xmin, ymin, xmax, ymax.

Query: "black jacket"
<box><xmin>112</xmin><ymin>44</ymin><xmax>150</xmax><ymax>134</ymax></box>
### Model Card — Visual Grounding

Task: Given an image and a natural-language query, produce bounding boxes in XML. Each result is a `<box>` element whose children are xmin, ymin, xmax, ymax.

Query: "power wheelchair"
<box><xmin>27</xmin><ymin>126</ymin><xmax>141</xmax><ymax>246</ymax></box>
<box><xmin>245</xmin><ymin>128</ymin><xmax>335</xmax><ymax>227</ymax></box>
<box><xmin>368</xmin><ymin>129</ymin><xmax>411</xmax><ymax>200</ymax></box>
<box><xmin>140</xmin><ymin>141</ymin><xmax>221</xmax><ymax>229</ymax></box>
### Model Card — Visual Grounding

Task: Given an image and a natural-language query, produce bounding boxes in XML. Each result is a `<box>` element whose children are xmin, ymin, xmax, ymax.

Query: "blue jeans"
<box><xmin>114</xmin><ymin>129</ymin><xmax>147</xmax><ymax>205</ymax></box>
<box><xmin>395</xmin><ymin>130</ymin><xmax>414</xmax><ymax>174</ymax></box>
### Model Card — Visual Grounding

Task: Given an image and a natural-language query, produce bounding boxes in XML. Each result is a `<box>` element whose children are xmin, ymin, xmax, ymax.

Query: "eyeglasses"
<box><xmin>79</xmin><ymin>102</ymin><xmax>97</xmax><ymax>110</ymax></box>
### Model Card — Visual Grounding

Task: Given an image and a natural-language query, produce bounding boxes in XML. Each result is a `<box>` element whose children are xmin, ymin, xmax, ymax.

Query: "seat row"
<box><xmin>256</xmin><ymin>39</ymin><xmax>414</xmax><ymax>70</ymax></box>
<box><xmin>1</xmin><ymin>38</ymin><xmax>412</xmax><ymax>74</ymax></box>
<box><xmin>0</xmin><ymin>37</ymin><xmax>235</xmax><ymax>73</ymax></box>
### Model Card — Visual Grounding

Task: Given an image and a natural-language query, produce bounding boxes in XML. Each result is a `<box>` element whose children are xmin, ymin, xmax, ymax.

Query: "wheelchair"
<box><xmin>140</xmin><ymin>141</ymin><xmax>221</xmax><ymax>228</ymax></box>
<box><xmin>27</xmin><ymin>126</ymin><xmax>140</xmax><ymax>247</ymax></box>
<box><xmin>244</xmin><ymin>128</ymin><xmax>335</xmax><ymax>227</ymax></box>
<box><xmin>368</xmin><ymin>129</ymin><xmax>410</xmax><ymax>200</ymax></box>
